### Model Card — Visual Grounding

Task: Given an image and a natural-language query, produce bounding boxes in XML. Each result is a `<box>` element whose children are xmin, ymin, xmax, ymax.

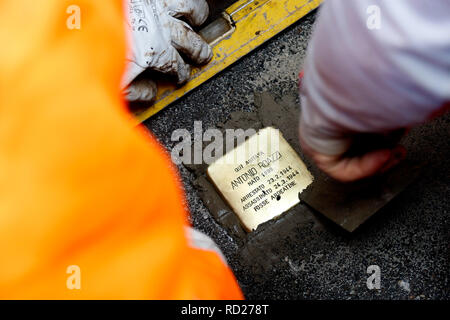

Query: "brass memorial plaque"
<box><xmin>207</xmin><ymin>127</ymin><xmax>313</xmax><ymax>231</ymax></box>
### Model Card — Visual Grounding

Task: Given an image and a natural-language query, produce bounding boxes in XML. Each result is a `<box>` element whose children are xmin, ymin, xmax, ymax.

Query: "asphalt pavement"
<box><xmin>144</xmin><ymin>11</ymin><xmax>449</xmax><ymax>299</ymax></box>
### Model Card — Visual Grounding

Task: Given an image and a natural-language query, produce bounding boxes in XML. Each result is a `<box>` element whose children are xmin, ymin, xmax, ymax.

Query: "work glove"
<box><xmin>122</xmin><ymin>0</ymin><xmax>213</xmax><ymax>102</ymax></box>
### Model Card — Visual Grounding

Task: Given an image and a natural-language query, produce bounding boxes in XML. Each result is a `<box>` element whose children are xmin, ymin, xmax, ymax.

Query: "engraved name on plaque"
<box><xmin>207</xmin><ymin>127</ymin><xmax>313</xmax><ymax>231</ymax></box>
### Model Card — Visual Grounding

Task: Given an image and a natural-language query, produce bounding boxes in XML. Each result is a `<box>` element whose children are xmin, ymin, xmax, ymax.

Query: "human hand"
<box><xmin>122</xmin><ymin>0</ymin><xmax>212</xmax><ymax>102</ymax></box>
<box><xmin>300</xmin><ymin>131</ymin><xmax>407</xmax><ymax>182</ymax></box>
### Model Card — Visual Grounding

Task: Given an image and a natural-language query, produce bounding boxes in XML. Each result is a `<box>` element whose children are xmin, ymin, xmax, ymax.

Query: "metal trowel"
<box><xmin>299</xmin><ymin>133</ymin><xmax>423</xmax><ymax>232</ymax></box>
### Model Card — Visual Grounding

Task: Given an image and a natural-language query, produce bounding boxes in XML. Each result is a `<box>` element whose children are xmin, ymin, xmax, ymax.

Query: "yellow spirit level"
<box><xmin>132</xmin><ymin>0</ymin><xmax>322</xmax><ymax>123</ymax></box>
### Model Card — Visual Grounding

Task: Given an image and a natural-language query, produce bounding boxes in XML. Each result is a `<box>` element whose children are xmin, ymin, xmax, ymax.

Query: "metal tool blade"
<box><xmin>299</xmin><ymin>161</ymin><xmax>423</xmax><ymax>232</ymax></box>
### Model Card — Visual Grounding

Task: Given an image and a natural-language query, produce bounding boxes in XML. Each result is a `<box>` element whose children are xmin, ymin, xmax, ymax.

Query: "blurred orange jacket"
<box><xmin>0</xmin><ymin>0</ymin><xmax>243</xmax><ymax>299</ymax></box>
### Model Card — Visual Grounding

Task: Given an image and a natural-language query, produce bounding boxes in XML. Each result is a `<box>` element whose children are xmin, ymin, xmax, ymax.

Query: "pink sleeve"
<box><xmin>299</xmin><ymin>0</ymin><xmax>450</xmax><ymax>155</ymax></box>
